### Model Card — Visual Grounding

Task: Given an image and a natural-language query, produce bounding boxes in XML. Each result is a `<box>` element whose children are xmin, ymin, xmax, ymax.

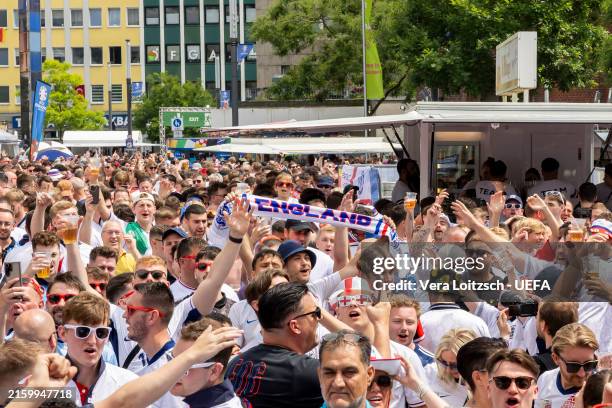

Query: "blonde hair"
<box><xmin>389</xmin><ymin>294</ymin><xmax>421</xmax><ymax>317</ymax></box>
<box><xmin>56</xmin><ymin>180</ymin><xmax>73</xmax><ymax>192</ymax></box>
<box><xmin>552</xmin><ymin>323</ymin><xmax>599</xmax><ymax>355</ymax></box>
<box><xmin>49</xmin><ymin>201</ymin><xmax>77</xmax><ymax>219</ymax></box>
<box><xmin>514</xmin><ymin>217</ymin><xmax>546</xmax><ymax>235</ymax></box>
<box><xmin>63</xmin><ymin>292</ymin><xmax>110</xmax><ymax>326</ymax></box>
<box><xmin>436</xmin><ymin>328</ymin><xmax>477</xmax><ymax>385</ymax></box>
<box><xmin>136</xmin><ymin>255</ymin><xmax>167</xmax><ymax>271</ymax></box>
<box><xmin>489</xmin><ymin>226</ymin><xmax>510</xmax><ymax>240</ymax></box>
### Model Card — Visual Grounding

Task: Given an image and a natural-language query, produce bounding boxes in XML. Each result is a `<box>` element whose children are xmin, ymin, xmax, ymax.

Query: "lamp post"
<box><xmin>125</xmin><ymin>39</ymin><xmax>133</xmax><ymax>140</ymax></box>
<box><xmin>107</xmin><ymin>62</ymin><xmax>113</xmax><ymax>130</ymax></box>
<box><xmin>229</xmin><ymin>0</ymin><xmax>239</xmax><ymax>125</ymax></box>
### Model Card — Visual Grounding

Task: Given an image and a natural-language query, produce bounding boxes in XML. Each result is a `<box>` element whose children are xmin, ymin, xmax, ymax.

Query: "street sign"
<box><xmin>162</xmin><ymin>111</ymin><xmax>211</xmax><ymax>128</ymax></box>
<box><xmin>171</xmin><ymin>117</ymin><xmax>184</xmax><ymax>131</ymax></box>
<box><xmin>495</xmin><ymin>31</ymin><xmax>537</xmax><ymax>96</ymax></box>
<box><xmin>220</xmin><ymin>91</ymin><xmax>230</xmax><ymax>109</ymax></box>
<box><xmin>132</xmin><ymin>82</ymin><xmax>144</xmax><ymax>98</ymax></box>
<box><xmin>12</xmin><ymin>116</ymin><xmax>20</xmax><ymax>129</ymax></box>
<box><xmin>173</xmin><ymin>130</ymin><xmax>183</xmax><ymax>138</ymax></box>
<box><xmin>126</xmin><ymin>136</ymin><xmax>134</xmax><ymax>149</ymax></box>
<box><xmin>238</xmin><ymin>44</ymin><xmax>254</xmax><ymax>62</ymax></box>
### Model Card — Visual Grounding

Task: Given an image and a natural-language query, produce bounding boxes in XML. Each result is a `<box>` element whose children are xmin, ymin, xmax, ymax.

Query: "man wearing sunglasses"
<box><xmin>486</xmin><ymin>348</ymin><xmax>539</xmax><ymax>408</ymax></box>
<box><xmin>171</xmin><ymin>237</ymin><xmax>207</xmax><ymax>302</ymax></box>
<box><xmin>60</xmin><ymin>292</ymin><xmax>139</xmax><ymax>406</ymax></box>
<box><xmin>538</xmin><ymin>323</ymin><xmax>600</xmax><ymax>407</ymax></box>
<box><xmin>502</xmin><ymin>195</ymin><xmax>524</xmax><ymax>220</ymax></box>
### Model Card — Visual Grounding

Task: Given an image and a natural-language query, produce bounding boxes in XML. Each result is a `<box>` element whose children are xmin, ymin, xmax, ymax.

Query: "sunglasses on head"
<box><xmin>63</xmin><ymin>324</ymin><xmax>111</xmax><ymax>340</ymax></box>
<box><xmin>490</xmin><ymin>376</ymin><xmax>534</xmax><ymax>390</ymax></box>
<box><xmin>370</xmin><ymin>375</ymin><xmax>392</xmax><ymax>389</ymax></box>
<box><xmin>47</xmin><ymin>293</ymin><xmax>76</xmax><ymax>305</ymax></box>
<box><xmin>90</xmin><ymin>282</ymin><xmax>107</xmax><ymax>291</ymax></box>
<box><xmin>505</xmin><ymin>203</ymin><xmax>522</xmax><ymax>209</ymax></box>
<box><xmin>437</xmin><ymin>358</ymin><xmax>458</xmax><ymax>371</ymax></box>
<box><xmin>558</xmin><ymin>355</ymin><xmax>598</xmax><ymax>373</ymax></box>
<box><xmin>135</xmin><ymin>270</ymin><xmax>165</xmax><ymax>280</ymax></box>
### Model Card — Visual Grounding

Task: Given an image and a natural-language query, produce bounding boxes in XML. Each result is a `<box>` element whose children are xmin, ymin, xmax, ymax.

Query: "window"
<box><xmin>53</xmin><ymin>47</ymin><xmax>65</xmax><ymax>62</ymax></box>
<box><xmin>12</xmin><ymin>10</ymin><xmax>18</xmax><ymax>28</ymax></box>
<box><xmin>109</xmin><ymin>46</ymin><xmax>122</xmax><ymax>64</ymax></box>
<box><xmin>166</xmin><ymin>45</ymin><xmax>180</xmax><ymax>62</ymax></box>
<box><xmin>108</xmin><ymin>8</ymin><xmax>120</xmax><ymax>26</ymax></box>
<box><xmin>0</xmin><ymin>9</ymin><xmax>7</xmax><ymax>27</ymax></box>
<box><xmin>130</xmin><ymin>47</ymin><xmax>140</xmax><ymax>63</ymax></box>
<box><xmin>41</xmin><ymin>48</ymin><xmax>46</xmax><ymax>62</ymax></box>
<box><xmin>111</xmin><ymin>84</ymin><xmax>122</xmax><ymax>103</ymax></box>
<box><xmin>165</xmin><ymin>7</ymin><xmax>179</xmax><ymax>25</ymax></box>
<box><xmin>224</xmin><ymin>6</ymin><xmax>231</xmax><ymax>23</ymax></box>
<box><xmin>52</xmin><ymin>9</ymin><xmax>64</xmax><ymax>27</ymax></box>
<box><xmin>281</xmin><ymin>65</ymin><xmax>290</xmax><ymax>75</ymax></box>
<box><xmin>14</xmin><ymin>48</ymin><xmax>19</xmax><ymax>66</ymax></box>
<box><xmin>186</xmin><ymin>45</ymin><xmax>200</xmax><ymax>62</ymax></box>
<box><xmin>245</xmin><ymin>5</ymin><xmax>256</xmax><ymax>23</ymax></box>
<box><xmin>0</xmin><ymin>48</ymin><xmax>8</xmax><ymax>66</ymax></box>
<box><xmin>15</xmin><ymin>86</ymin><xmax>20</xmax><ymax>105</ymax></box>
<box><xmin>0</xmin><ymin>86</ymin><xmax>9</xmax><ymax>104</ymax></box>
<box><xmin>89</xmin><ymin>8</ymin><xmax>101</xmax><ymax>27</ymax></box>
<box><xmin>205</xmin><ymin>6</ymin><xmax>219</xmax><ymax>24</ymax></box>
<box><xmin>145</xmin><ymin>7</ymin><xmax>159</xmax><ymax>25</ymax></box>
<box><xmin>127</xmin><ymin>8</ymin><xmax>139</xmax><ymax>26</ymax></box>
<box><xmin>185</xmin><ymin>6</ymin><xmax>199</xmax><ymax>25</ymax></box>
<box><xmin>72</xmin><ymin>47</ymin><xmax>84</xmax><ymax>65</ymax></box>
<box><xmin>71</xmin><ymin>9</ymin><xmax>83</xmax><ymax>27</ymax></box>
<box><xmin>205</xmin><ymin>44</ymin><xmax>219</xmax><ymax>61</ymax></box>
<box><xmin>146</xmin><ymin>45</ymin><xmax>160</xmax><ymax>63</ymax></box>
<box><xmin>91</xmin><ymin>85</ymin><xmax>104</xmax><ymax>104</ymax></box>
<box><xmin>91</xmin><ymin>47</ymin><xmax>103</xmax><ymax>65</ymax></box>
<box><xmin>41</xmin><ymin>13</ymin><xmax>45</xmax><ymax>27</ymax></box>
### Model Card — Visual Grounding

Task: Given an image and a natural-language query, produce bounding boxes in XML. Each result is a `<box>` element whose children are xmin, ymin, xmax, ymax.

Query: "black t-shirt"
<box><xmin>226</xmin><ymin>344</ymin><xmax>323</xmax><ymax>408</ymax></box>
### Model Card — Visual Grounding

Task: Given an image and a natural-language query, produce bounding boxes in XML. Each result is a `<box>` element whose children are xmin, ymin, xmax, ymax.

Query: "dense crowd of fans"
<box><xmin>0</xmin><ymin>151</ymin><xmax>609</xmax><ymax>408</ymax></box>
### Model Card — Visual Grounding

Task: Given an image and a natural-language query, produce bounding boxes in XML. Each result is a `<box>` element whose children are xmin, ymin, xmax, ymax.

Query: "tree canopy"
<box><xmin>133</xmin><ymin>72</ymin><xmax>215</xmax><ymax>142</ymax></box>
<box><xmin>252</xmin><ymin>0</ymin><xmax>609</xmax><ymax>104</ymax></box>
<box><xmin>43</xmin><ymin>60</ymin><xmax>106</xmax><ymax>138</ymax></box>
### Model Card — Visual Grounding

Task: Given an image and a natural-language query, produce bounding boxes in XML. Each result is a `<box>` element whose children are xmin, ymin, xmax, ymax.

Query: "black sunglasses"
<box><xmin>437</xmin><ymin>358</ymin><xmax>458</xmax><ymax>371</ymax></box>
<box><xmin>289</xmin><ymin>306</ymin><xmax>322</xmax><ymax>324</ymax></box>
<box><xmin>558</xmin><ymin>355</ymin><xmax>598</xmax><ymax>373</ymax></box>
<box><xmin>370</xmin><ymin>375</ymin><xmax>392</xmax><ymax>388</ymax></box>
<box><xmin>491</xmin><ymin>376</ymin><xmax>534</xmax><ymax>390</ymax></box>
<box><xmin>135</xmin><ymin>270</ymin><xmax>166</xmax><ymax>280</ymax></box>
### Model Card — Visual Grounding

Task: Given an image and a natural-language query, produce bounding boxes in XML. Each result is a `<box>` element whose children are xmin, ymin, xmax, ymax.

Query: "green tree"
<box><xmin>253</xmin><ymin>0</ymin><xmax>608</xmax><ymax>108</ymax></box>
<box><xmin>43</xmin><ymin>59</ymin><xmax>106</xmax><ymax>138</ymax></box>
<box><xmin>133</xmin><ymin>72</ymin><xmax>215</xmax><ymax>143</ymax></box>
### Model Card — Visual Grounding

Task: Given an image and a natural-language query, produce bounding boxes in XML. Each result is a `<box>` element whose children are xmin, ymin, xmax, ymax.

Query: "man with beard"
<box><xmin>60</xmin><ymin>292</ymin><xmax>139</xmax><ymax>406</ymax></box>
<box><xmin>537</xmin><ymin>323</ymin><xmax>599</xmax><ymax>407</ymax></box>
<box><xmin>182</xmin><ymin>204</ymin><xmax>208</xmax><ymax>240</ymax></box>
<box><xmin>487</xmin><ymin>349</ymin><xmax>539</xmax><ymax>408</ymax></box>
<box><xmin>0</xmin><ymin>208</ymin><xmax>17</xmax><ymax>262</ymax></box>
<box><xmin>0</xmin><ymin>277</ymin><xmax>44</xmax><ymax>338</ymax></box>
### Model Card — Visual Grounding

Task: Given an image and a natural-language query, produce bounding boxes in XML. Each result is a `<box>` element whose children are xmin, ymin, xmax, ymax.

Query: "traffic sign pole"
<box><xmin>230</xmin><ymin>0</ymin><xmax>239</xmax><ymax>126</ymax></box>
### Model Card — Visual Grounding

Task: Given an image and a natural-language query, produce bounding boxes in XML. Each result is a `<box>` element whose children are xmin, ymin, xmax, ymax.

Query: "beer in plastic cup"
<box><xmin>59</xmin><ymin>215</ymin><xmax>79</xmax><ymax>245</ymax></box>
<box><xmin>34</xmin><ymin>252</ymin><xmax>52</xmax><ymax>279</ymax></box>
<box><xmin>404</xmin><ymin>192</ymin><xmax>417</xmax><ymax>210</ymax></box>
<box><xmin>568</xmin><ymin>225</ymin><xmax>584</xmax><ymax>242</ymax></box>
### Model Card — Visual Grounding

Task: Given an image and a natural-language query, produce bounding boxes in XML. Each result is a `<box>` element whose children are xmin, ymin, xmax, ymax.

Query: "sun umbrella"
<box><xmin>35</xmin><ymin>141</ymin><xmax>74</xmax><ymax>161</ymax></box>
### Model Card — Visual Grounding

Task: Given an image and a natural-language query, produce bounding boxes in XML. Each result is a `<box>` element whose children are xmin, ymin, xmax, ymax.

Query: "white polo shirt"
<box><xmin>228</xmin><ymin>300</ymin><xmax>261</xmax><ymax>352</ymax></box>
<box><xmin>66</xmin><ymin>360</ymin><xmax>139</xmax><ymax>407</ymax></box>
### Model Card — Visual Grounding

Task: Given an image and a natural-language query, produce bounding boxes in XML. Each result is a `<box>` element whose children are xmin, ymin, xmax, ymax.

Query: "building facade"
<box><xmin>0</xmin><ymin>0</ymin><xmax>257</xmax><ymax>133</ymax></box>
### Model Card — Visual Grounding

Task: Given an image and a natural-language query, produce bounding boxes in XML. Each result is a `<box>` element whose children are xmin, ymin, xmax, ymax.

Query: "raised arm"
<box><xmin>31</xmin><ymin>193</ymin><xmax>54</xmax><ymax>236</ymax></box>
<box><xmin>333</xmin><ymin>190</ymin><xmax>356</xmax><ymax>271</ymax></box>
<box><xmin>192</xmin><ymin>197</ymin><xmax>251</xmax><ymax>315</ymax></box>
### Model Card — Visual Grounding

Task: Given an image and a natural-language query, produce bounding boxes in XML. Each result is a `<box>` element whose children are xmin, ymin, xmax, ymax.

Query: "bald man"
<box><xmin>13</xmin><ymin>309</ymin><xmax>57</xmax><ymax>353</ymax></box>
<box><xmin>101</xmin><ymin>220</ymin><xmax>137</xmax><ymax>274</ymax></box>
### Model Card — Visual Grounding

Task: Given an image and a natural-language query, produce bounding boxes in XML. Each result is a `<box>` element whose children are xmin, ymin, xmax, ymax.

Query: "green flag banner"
<box><xmin>364</xmin><ymin>0</ymin><xmax>384</xmax><ymax>100</ymax></box>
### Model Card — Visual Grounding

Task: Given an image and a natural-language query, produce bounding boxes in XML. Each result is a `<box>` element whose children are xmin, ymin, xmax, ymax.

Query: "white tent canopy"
<box><xmin>194</xmin><ymin>137</ymin><xmax>398</xmax><ymax>155</ymax></box>
<box><xmin>62</xmin><ymin>131</ymin><xmax>144</xmax><ymax>148</ymax></box>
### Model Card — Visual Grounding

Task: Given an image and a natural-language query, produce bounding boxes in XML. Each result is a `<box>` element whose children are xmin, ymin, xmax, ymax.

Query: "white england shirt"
<box><xmin>66</xmin><ymin>361</ymin><xmax>139</xmax><ymax>407</ymax></box>
<box><xmin>423</xmin><ymin>363</ymin><xmax>469</xmax><ymax>407</ymax></box>
<box><xmin>228</xmin><ymin>300</ymin><xmax>262</xmax><ymax>352</ymax></box>
<box><xmin>536</xmin><ymin>367</ymin><xmax>580</xmax><ymax>408</ymax></box>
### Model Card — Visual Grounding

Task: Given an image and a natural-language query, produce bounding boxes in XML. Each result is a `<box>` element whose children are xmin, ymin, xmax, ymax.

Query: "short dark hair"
<box><xmin>319</xmin><ymin>330</ymin><xmax>371</xmax><ymax>367</ymax></box>
<box><xmin>176</xmin><ymin>237</ymin><xmax>207</xmax><ymax>259</ymax></box>
<box><xmin>89</xmin><ymin>246</ymin><xmax>118</xmax><ymax>263</ymax></box>
<box><xmin>253</xmin><ymin>183</ymin><xmax>276</xmax><ymax>198</ymax></box>
<box><xmin>538</xmin><ymin>301</ymin><xmax>578</xmax><ymax>338</ymax></box>
<box><xmin>106</xmin><ymin>273</ymin><xmax>134</xmax><ymax>304</ymax></box>
<box><xmin>383</xmin><ymin>204</ymin><xmax>407</xmax><ymax>227</ymax></box>
<box><xmin>195</xmin><ymin>246</ymin><xmax>221</xmax><ymax>262</ymax></box>
<box><xmin>47</xmin><ymin>272</ymin><xmax>86</xmax><ymax>295</ymax></box>
<box><xmin>150</xmin><ymin>224</ymin><xmax>169</xmax><ymax>240</ymax></box>
<box><xmin>326</xmin><ymin>191</ymin><xmax>344</xmax><ymax>210</ymax></box>
<box><xmin>541</xmin><ymin>157</ymin><xmax>560</xmax><ymax>173</ymax></box>
<box><xmin>184</xmin><ymin>203</ymin><xmax>207</xmax><ymax>220</ymax></box>
<box><xmin>491</xmin><ymin>160</ymin><xmax>507</xmax><ymax>179</ymax></box>
<box><xmin>32</xmin><ymin>231</ymin><xmax>60</xmax><ymax>251</ymax></box>
<box><xmin>257</xmin><ymin>282</ymin><xmax>309</xmax><ymax>330</ymax></box>
<box><xmin>486</xmin><ymin>348</ymin><xmax>539</xmax><ymax>378</ymax></box>
<box><xmin>457</xmin><ymin>337</ymin><xmax>508</xmax><ymax>391</ymax></box>
<box><xmin>583</xmin><ymin>369</ymin><xmax>612</xmax><ymax>408</ymax></box>
<box><xmin>578</xmin><ymin>182</ymin><xmax>597</xmax><ymax>202</ymax></box>
<box><xmin>208</xmin><ymin>182</ymin><xmax>228</xmax><ymax>196</ymax></box>
<box><xmin>134</xmin><ymin>282</ymin><xmax>174</xmax><ymax>325</ymax></box>
<box><xmin>252</xmin><ymin>249</ymin><xmax>283</xmax><ymax>270</ymax></box>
